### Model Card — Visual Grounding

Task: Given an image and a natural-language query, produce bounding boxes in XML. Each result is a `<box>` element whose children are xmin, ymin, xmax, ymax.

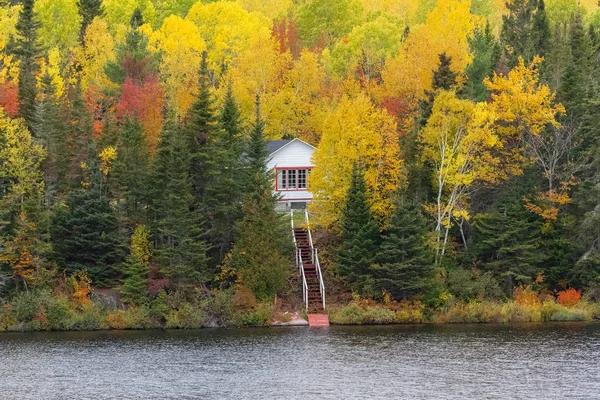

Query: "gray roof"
<box><xmin>266</xmin><ymin>140</ymin><xmax>293</xmax><ymax>154</ymax></box>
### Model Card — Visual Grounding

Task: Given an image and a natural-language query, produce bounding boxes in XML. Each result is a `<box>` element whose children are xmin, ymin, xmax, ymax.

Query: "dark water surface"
<box><xmin>1</xmin><ymin>323</ymin><xmax>599</xmax><ymax>399</ymax></box>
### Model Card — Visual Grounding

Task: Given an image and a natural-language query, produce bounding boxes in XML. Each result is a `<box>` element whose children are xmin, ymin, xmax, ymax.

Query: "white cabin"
<box><xmin>266</xmin><ymin>138</ymin><xmax>315</xmax><ymax>210</ymax></box>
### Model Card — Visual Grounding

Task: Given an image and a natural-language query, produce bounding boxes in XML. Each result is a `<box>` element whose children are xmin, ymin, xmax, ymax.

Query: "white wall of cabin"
<box><xmin>267</xmin><ymin>140</ymin><xmax>315</xmax><ymax>202</ymax></box>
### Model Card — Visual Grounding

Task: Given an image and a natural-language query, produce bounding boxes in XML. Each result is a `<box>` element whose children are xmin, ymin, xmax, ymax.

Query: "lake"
<box><xmin>1</xmin><ymin>323</ymin><xmax>599</xmax><ymax>399</ymax></box>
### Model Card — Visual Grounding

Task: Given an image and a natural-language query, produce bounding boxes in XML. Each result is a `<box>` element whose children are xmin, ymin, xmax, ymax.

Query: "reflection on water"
<box><xmin>1</xmin><ymin>323</ymin><xmax>599</xmax><ymax>399</ymax></box>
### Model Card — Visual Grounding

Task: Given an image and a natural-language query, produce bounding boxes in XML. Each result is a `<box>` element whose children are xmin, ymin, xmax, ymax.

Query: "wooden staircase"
<box><xmin>291</xmin><ymin>210</ymin><xmax>328</xmax><ymax>326</ymax></box>
<box><xmin>293</xmin><ymin>228</ymin><xmax>323</xmax><ymax>312</ymax></box>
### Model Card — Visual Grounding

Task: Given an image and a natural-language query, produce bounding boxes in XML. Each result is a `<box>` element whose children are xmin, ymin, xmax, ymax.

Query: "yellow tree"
<box><xmin>227</xmin><ymin>31</ymin><xmax>290</xmax><ymax>136</ymax></box>
<box><xmin>186</xmin><ymin>2</ymin><xmax>272</xmax><ymax>74</ymax></box>
<box><xmin>34</xmin><ymin>0</ymin><xmax>81</xmax><ymax>54</ymax></box>
<box><xmin>0</xmin><ymin>110</ymin><xmax>46</xmax><ymax>288</ymax></box>
<box><xmin>420</xmin><ymin>90</ymin><xmax>499</xmax><ymax>261</ymax></box>
<box><xmin>267</xmin><ymin>50</ymin><xmax>326</xmax><ymax>143</ymax></box>
<box><xmin>147</xmin><ymin>15</ymin><xmax>206</xmax><ymax>117</ymax></box>
<box><xmin>78</xmin><ymin>17</ymin><xmax>116</xmax><ymax>92</ymax></box>
<box><xmin>485</xmin><ymin>56</ymin><xmax>567</xmax><ymax>221</ymax></box>
<box><xmin>310</xmin><ymin>94</ymin><xmax>402</xmax><ymax>229</ymax></box>
<box><xmin>485</xmin><ymin>56</ymin><xmax>565</xmax><ymax>179</ymax></box>
<box><xmin>380</xmin><ymin>0</ymin><xmax>479</xmax><ymax>130</ymax></box>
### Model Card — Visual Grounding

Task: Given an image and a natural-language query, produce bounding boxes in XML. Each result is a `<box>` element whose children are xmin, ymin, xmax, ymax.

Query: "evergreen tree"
<box><xmin>469</xmin><ymin>196</ymin><xmax>546</xmax><ymax>292</ymax></box>
<box><xmin>420</xmin><ymin>53</ymin><xmax>458</xmax><ymax>125</ymax></box>
<box><xmin>33</xmin><ymin>73</ymin><xmax>69</xmax><ymax>205</ymax></box>
<box><xmin>105</xmin><ymin>8</ymin><xmax>155</xmax><ymax>85</ymax></box>
<box><xmin>186</xmin><ymin>51</ymin><xmax>216</xmax><ymax>199</ymax></box>
<box><xmin>66</xmin><ymin>80</ymin><xmax>94</xmax><ymax>188</ymax></box>
<box><xmin>51</xmin><ymin>147</ymin><xmax>123</xmax><ymax>285</ymax></box>
<box><xmin>336</xmin><ymin>166</ymin><xmax>380</xmax><ymax>295</ymax></box>
<box><xmin>77</xmin><ymin>0</ymin><xmax>104</xmax><ymax>42</ymax></box>
<box><xmin>246</xmin><ymin>94</ymin><xmax>269</xmax><ymax>184</ymax></box>
<box><xmin>531</xmin><ymin>0</ymin><xmax>551</xmax><ymax>61</ymax></box>
<box><xmin>120</xmin><ymin>224</ymin><xmax>150</xmax><ymax>305</ymax></box>
<box><xmin>547</xmin><ymin>22</ymin><xmax>570</xmax><ymax>91</ymax></box>
<box><xmin>111</xmin><ymin>118</ymin><xmax>150</xmax><ymax>227</ymax></box>
<box><xmin>500</xmin><ymin>0</ymin><xmax>536</xmax><ymax>67</ymax></box>
<box><xmin>232</xmin><ymin>101</ymin><xmax>290</xmax><ymax>300</ymax></box>
<box><xmin>150</xmin><ymin>121</ymin><xmax>209</xmax><ymax>285</ymax></box>
<box><xmin>559</xmin><ymin>10</ymin><xmax>593</xmax><ymax>119</ymax></box>
<box><xmin>376</xmin><ymin>202</ymin><xmax>435</xmax><ymax>300</ymax></box>
<box><xmin>13</xmin><ymin>0</ymin><xmax>42</xmax><ymax>131</ymax></box>
<box><xmin>464</xmin><ymin>22</ymin><xmax>497</xmax><ymax>101</ymax></box>
<box><xmin>202</xmin><ymin>85</ymin><xmax>245</xmax><ymax>262</ymax></box>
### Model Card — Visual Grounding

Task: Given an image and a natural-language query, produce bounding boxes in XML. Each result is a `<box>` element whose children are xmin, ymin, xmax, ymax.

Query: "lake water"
<box><xmin>1</xmin><ymin>323</ymin><xmax>599</xmax><ymax>399</ymax></box>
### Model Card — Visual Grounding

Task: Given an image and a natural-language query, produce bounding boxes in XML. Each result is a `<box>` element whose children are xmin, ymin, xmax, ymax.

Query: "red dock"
<box><xmin>308</xmin><ymin>314</ymin><xmax>330</xmax><ymax>327</ymax></box>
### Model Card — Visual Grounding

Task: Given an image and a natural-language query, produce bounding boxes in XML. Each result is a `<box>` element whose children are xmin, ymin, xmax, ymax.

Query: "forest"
<box><xmin>0</xmin><ymin>0</ymin><xmax>599</xmax><ymax>330</ymax></box>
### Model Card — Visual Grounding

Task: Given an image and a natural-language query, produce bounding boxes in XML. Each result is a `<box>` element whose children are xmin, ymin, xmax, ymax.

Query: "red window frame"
<box><xmin>275</xmin><ymin>167</ymin><xmax>312</xmax><ymax>191</ymax></box>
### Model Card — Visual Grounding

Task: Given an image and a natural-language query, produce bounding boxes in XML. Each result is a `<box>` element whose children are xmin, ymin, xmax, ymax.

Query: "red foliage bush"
<box><xmin>556</xmin><ymin>288</ymin><xmax>581</xmax><ymax>307</ymax></box>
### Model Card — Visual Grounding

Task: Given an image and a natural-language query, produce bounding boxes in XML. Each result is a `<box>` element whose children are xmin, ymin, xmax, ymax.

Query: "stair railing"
<box><xmin>291</xmin><ymin>209</ymin><xmax>299</xmax><ymax>269</ymax></box>
<box><xmin>304</xmin><ymin>209</ymin><xmax>314</xmax><ymax>262</ymax></box>
<box><xmin>298</xmin><ymin>248</ymin><xmax>308</xmax><ymax>312</ymax></box>
<box><xmin>315</xmin><ymin>247</ymin><xmax>326</xmax><ymax>310</ymax></box>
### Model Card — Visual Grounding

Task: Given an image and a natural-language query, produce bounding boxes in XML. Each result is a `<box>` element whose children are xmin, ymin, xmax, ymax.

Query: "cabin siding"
<box><xmin>267</xmin><ymin>139</ymin><xmax>315</xmax><ymax>204</ymax></box>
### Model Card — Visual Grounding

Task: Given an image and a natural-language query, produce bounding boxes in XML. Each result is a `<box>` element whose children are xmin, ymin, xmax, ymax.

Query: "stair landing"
<box><xmin>307</xmin><ymin>314</ymin><xmax>330</xmax><ymax>327</ymax></box>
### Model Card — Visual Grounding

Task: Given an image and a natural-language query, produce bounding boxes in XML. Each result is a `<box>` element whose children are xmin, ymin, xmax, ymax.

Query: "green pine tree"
<box><xmin>469</xmin><ymin>196</ymin><xmax>546</xmax><ymax>292</ymax></box>
<box><xmin>33</xmin><ymin>72</ymin><xmax>70</xmax><ymax>205</ymax></box>
<box><xmin>111</xmin><ymin>118</ymin><xmax>150</xmax><ymax>227</ymax></box>
<box><xmin>232</xmin><ymin>101</ymin><xmax>290</xmax><ymax>300</ymax></box>
<box><xmin>77</xmin><ymin>0</ymin><xmax>104</xmax><ymax>42</ymax></box>
<box><xmin>246</xmin><ymin>93</ymin><xmax>269</xmax><ymax>182</ymax></box>
<box><xmin>150</xmin><ymin>121</ymin><xmax>209</xmax><ymax>286</ymax></box>
<box><xmin>51</xmin><ymin>146</ymin><xmax>123</xmax><ymax>285</ymax></box>
<box><xmin>464</xmin><ymin>22</ymin><xmax>497</xmax><ymax>101</ymax></box>
<box><xmin>500</xmin><ymin>0</ymin><xmax>536</xmax><ymax>67</ymax></box>
<box><xmin>202</xmin><ymin>84</ymin><xmax>245</xmax><ymax>262</ymax></box>
<box><xmin>376</xmin><ymin>202</ymin><xmax>435</xmax><ymax>300</ymax></box>
<box><xmin>336</xmin><ymin>166</ymin><xmax>380</xmax><ymax>296</ymax></box>
<box><xmin>559</xmin><ymin>10</ymin><xmax>593</xmax><ymax>119</ymax></box>
<box><xmin>187</xmin><ymin>51</ymin><xmax>217</xmax><ymax>199</ymax></box>
<box><xmin>13</xmin><ymin>0</ymin><xmax>42</xmax><ymax>131</ymax></box>
<box><xmin>120</xmin><ymin>225</ymin><xmax>151</xmax><ymax>305</ymax></box>
<box><xmin>420</xmin><ymin>53</ymin><xmax>458</xmax><ymax>125</ymax></box>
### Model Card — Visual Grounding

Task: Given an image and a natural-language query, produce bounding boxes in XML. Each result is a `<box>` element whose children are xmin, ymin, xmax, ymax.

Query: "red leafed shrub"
<box><xmin>0</xmin><ymin>81</ymin><xmax>19</xmax><ymax>118</ymax></box>
<box><xmin>556</xmin><ymin>288</ymin><xmax>581</xmax><ymax>307</ymax></box>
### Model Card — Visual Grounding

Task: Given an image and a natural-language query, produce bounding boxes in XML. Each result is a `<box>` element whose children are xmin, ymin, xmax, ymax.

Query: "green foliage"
<box><xmin>78</xmin><ymin>0</ymin><xmax>104</xmax><ymax>41</ymax></box>
<box><xmin>375</xmin><ymin>201</ymin><xmax>435</xmax><ymax>300</ymax></box>
<box><xmin>13</xmin><ymin>0</ymin><xmax>41</xmax><ymax>130</ymax></box>
<box><xmin>231</xmin><ymin>101</ymin><xmax>290</xmax><ymax>301</ymax></box>
<box><xmin>51</xmin><ymin>150</ymin><xmax>123</xmax><ymax>285</ymax></box>
<box><xmin>469</xmin><ymin>196</ymin><xmax>546</xmax><ymax>292</ymax></box>
<box><xmin>464</xmin><ymin>22</ymin><xmax>497</xmax><ymax>101</ymax></box>
<box><xmin>111</xmin><ymin>118</ymin><xmax>150</xmax><ymax>225</ymax></box>
<box><xmin>336</xmin><ymin>166</ymin><xmax>380</xmax><ymax>295</ymax></box>
<box><xmin>150</xmin><ymin>121</ymin><xmax>209</xmax><ymax>285</ymax></box>
<box><xmin>201</xmin><ymin>84</ymin><xmax>245</xmax><ymax>262</ymax></box>
<box><xmin>296</xmin><ymin>0</ymin><xmax>363</xmax><ymax>47</ymax></box>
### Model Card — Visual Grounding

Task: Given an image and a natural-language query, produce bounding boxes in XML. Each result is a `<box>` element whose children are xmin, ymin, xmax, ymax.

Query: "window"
<box><xmin>276</xmin><ymin>168</ymin><xmax>312</xmax><ymax>191</ymax></box>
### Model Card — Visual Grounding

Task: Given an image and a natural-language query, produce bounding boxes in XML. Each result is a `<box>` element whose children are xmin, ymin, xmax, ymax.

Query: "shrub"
<box><xmin>434</xmin><ymin>301</ymin><xmax>503</xmax><ymax>323</ymax></box>
<box><xmin>12</xmin><ymin>291</ymin><xmax>49</xmax><ymax>323</ymax></box>
<box><xmin>165</xmin><ymin>303</ymin><xmax>205</xmax><ymax>329</ymax></box>
<box><xmin>106</xmin><ymin>310</ymin><xmax>130</xmax><ymax>329</ymax></box>
<box><xmin>501</xmin><ymin>302</ymin><xmax>541</xmax><ymax>322</ymax></box>
<box><xmin>241</xmin><ymin>303</ymin><xmax>273</xmax><ymax>327</ymax></box>
<box><xmin>70</xmin><ymin>302</ymin><xmax>106</xmax><ymax>330</ymax></box>
<box><xmin>329</xmin><ymin>304</ymin><xmax>364</xmax><ymax>324</ymax></box>
<box><xmin>362</xmin><ymin>307</ymin><xmax>396</xmax><ymax>324</ymax></box>
<box><xmin>45</xmin><ymin>295</ymin><xmax>75</xmax><ymax>330</ymax></box>
<box><xmin>556</xmin><ymin>288</ymin><xmax>581</xmax><ymax>307</ymax></box>
<box><xmin>395</xmin><ymin>302</ymin><xmax>425</xmax><ymax>324</ymax></box>
<box><xmin>513</xmin><ymin>286</ymin><xmax>541</xmax><ymax>307</ymax></box>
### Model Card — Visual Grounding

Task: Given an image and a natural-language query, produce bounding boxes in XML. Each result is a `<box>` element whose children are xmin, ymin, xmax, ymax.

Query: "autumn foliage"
<box><xmin>556</xmin><ymin>288</ymin><xmax>582</xmax><ymax>307</ymax></box>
